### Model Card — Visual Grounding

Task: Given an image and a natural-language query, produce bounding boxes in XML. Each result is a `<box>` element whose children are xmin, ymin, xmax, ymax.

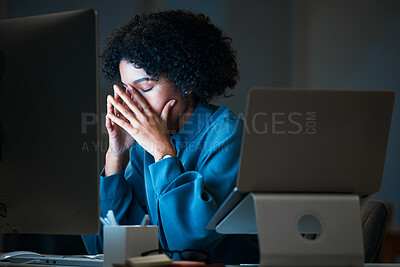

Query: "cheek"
<box><xmin>142</xmin><ymin>94</ymin><xmax>166</xmax><ymax>115</ymax></box>
<box><xmin>164</xmin><ymin>102</ymin><xmax>189</xmax><ymax>122</ymax></box>
<box><xmin>141</xmin><ymin>86</ymin><xmax>183</xmax><ymax>116</ymax></box>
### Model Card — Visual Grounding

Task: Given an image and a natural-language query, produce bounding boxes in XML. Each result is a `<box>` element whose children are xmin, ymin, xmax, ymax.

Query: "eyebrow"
<box><xmin>133</xmin><ymin>77</ymin><xmax>151</xmax><ymax>84</ymax></box>
<box><xmin>121</xmin><ymin>77</ymin><xmax>156</xmax><ymax>87</ymax></box>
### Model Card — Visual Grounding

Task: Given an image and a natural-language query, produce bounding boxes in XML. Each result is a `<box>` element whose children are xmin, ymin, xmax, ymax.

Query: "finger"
<box><xmin>105</xmin><ymin>114</ymin><xmax>113</xmax><ymax>130</ymax></box>
<box><xmin>107</xmin><ymin>113</ymin><xmax>138</xmax><ymax>136</ymax></box>
<box><xmin>126</xmin><ymin>85</ymin><xmax>152</xmax><ymax>113</ymax></box>
<box><xmin>126</xmin><ymin>87</ymin><xmax>134</xmax><ymax>100</ymax></box>
<box><xmin>113</xmin><ymin>84</ymin><xmax>124</xmax><ymax>116</ymax></box>
<box><xmin>123</xmin><ymin>88</ymin><xmax>132</xmax><ymax>108</ymax></box>
<box><xmin>121</xmin><ymin>96</ymin><xmax>131</xmax><ymax>122</ymax></box>
<box><xmin>160</xmin><ymin>99</ymin><xmax>177</xmax><ymax>122</ymax></box>
<box><xmin>114</xmin><ymin>85</ymin><xmax>145</xmax><ymax>119</ymax></box>
<box><xmin>108</xmin><ymin>96</ymin><xmax>127</xmax><ymax>124</ymax></box>
<box><xmin>123</xmin><ymin>102</ymin><xmax>130</xmax><ymax>121</ymax></box>
<box><xmin>141</xmin><ymin>105</ymin><xmax>153</xmax><ymax>116</ymax></box>
<box><xmin>107</xmin><ymin>96</ymin><xmax>115</xmax><ymax>115</ymax></box>
<box><xmin>114</xmin><ymin>84</ymin><xmax>123</xmax><ymax>101</ymax></box>
<box><xmin>125</xmin><ymin>89</ymin><xmax>139</xmax><ymax>110</ymax></box>
<box><xmin>118</xmin><ymin>88</ymin><xmax>131</xmax><ymax>120</ymax></box>
<box><xmin>107</xmin><ymin>98</ymin><xmax>116</xmax><ymax>126</ymax></box>
<box><xmin>108</xmin><ymin>95</ymin><xmax>139</xmax><ymax>126</ymax></box>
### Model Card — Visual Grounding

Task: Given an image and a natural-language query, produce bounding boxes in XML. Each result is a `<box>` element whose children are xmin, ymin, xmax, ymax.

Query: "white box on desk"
<box><xmin>104</xmin><ymin>225</ymin><xmax>159</xmax><ymax>267</ymax></box>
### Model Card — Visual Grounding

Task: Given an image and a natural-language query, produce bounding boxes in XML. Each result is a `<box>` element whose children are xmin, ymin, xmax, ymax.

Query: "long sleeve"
<box><xmin>82</xmin><ymin>147</ymin><xmax>148</xmax><ymax>254</ymax></box>
<box><xmin>147</xmin><ymin>114</ymin><xmax>243</xmax><ymax>258</ymax></box>
<box><xmin>82</xmin><ymin>104</ymin><xmax>257</xmax><ymax>263</ymax></box>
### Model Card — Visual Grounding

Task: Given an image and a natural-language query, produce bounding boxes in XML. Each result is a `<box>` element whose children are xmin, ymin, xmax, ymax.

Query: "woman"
<box><xmin>83</xmin><ymin>9</ymin><xmax>258</xmax><ymax>264</ymax></box>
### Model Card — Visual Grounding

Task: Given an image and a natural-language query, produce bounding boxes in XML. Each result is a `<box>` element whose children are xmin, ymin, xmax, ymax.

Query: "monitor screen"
<box><xmin>0</xmin><ymin>9</ymin><xmax>100</xmax><ymax>237</ymax></box>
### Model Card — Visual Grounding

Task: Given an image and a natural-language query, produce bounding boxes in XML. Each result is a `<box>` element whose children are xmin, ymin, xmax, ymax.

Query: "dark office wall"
<box><xmin>291</xmin><ymin>0</ymin><xmax>400</xmax><ymax>224</ymax></box>
<box><xmin>161</xmin><ymin>0</ymin><xmax>294</xmax><ymax>116</ymax></box>
<box><xmin>0</xmin><ymin>0</ymin><xmax>6</xmax><ymax>19</ymax></box>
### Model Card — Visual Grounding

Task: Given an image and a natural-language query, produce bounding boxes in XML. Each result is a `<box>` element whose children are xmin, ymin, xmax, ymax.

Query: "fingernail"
<box><xmin>170</xmin><ymin>99</ymin><xmax>176</xmax><ymax>107</ymax></box>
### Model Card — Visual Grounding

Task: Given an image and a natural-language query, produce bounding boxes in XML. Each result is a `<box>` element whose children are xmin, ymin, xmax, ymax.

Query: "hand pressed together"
<box><xmin>105</xmin><ymin>85</ymin><xmax>135</xmax><ymax>158</ymax></box>
<box><xmin>105</xmin><ymin>84</ymin><xmax>177</xmax><ymax>165</ymax></box>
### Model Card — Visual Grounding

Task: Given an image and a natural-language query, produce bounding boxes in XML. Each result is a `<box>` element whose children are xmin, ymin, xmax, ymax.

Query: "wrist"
<box><xmin>153</xmin><ymin>145</ymin><xmax>176</xmax><ymax>162</ymax></box>
<box><xmin>105</xmin><ymin>150</ymin><xmax>129</xmax><ymax>176</ymax></box>
<box><xmin>106</xmin><ymin>150</ymin><xmax>128</xmax><ymax>162</ymax></box>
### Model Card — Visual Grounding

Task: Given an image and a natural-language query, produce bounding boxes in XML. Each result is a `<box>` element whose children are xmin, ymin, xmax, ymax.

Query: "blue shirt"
<box><xmin>82</xmin><ymin>103</ymin><xmax>259</xmax><ymax>264</ymax></box>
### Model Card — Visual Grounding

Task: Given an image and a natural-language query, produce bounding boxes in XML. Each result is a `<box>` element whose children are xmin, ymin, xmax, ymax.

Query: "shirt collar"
<box><xmin>170</xmin><ymin>102</ymin><xmax>212</xmax><ymax>151</ymax></box>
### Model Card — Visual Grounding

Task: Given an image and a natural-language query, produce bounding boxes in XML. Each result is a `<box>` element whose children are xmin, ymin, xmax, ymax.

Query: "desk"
<box><xmin>228</xmin><ymin>265</ymin><xmax>400</xmax><ymax>267</ymax></box>
<box><xmin>226</xmin><ymin>265</ymin><xmax>400</xmax><ymax>267</ymax></box>
<box><xmin>1</xmin><ymin>262</ymin><xmax>400</xmax><ymax>267</ymax></box>
<box><xmin>381</xmin><ymin>226</ymin><xmax>400</xmax><ymax>263</ymax></box>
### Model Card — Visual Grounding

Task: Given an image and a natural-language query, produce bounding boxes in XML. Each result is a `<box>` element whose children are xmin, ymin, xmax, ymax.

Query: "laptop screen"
<box><xmin>237</xmin><ymin>88</ymin><xmax>395</xmax><ymax>195</ymax></box>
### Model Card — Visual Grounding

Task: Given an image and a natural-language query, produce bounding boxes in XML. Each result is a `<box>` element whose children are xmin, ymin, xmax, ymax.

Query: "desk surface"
<box><xmin>225</xmin><ymin>265</ymin><xmax>400</xmax><ymax>267</ymax></box>
<box><xmin>2</xmin><ymin>263</ymin><xmax>400</xmax><ymax>267</ymax></box>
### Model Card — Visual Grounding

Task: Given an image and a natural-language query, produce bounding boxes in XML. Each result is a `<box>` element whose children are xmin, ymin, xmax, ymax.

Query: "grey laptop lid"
<box><xmin>236</xmin><ymin>88</ymin><xmax>395</xmax><ymax>195</ymax></box>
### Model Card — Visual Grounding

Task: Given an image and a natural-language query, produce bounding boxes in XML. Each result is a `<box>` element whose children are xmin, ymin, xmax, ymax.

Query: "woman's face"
<box><xmin>119</xmin><ymin>59</ymin><xmax>194</xmax><ymax>132</ymax></box>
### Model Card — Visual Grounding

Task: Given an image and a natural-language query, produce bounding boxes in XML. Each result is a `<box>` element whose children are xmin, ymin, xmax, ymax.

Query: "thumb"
<box><xmin>160</xmin><ymin>99</ymin><xmax>176</xmax><ymax>121</ymax></box>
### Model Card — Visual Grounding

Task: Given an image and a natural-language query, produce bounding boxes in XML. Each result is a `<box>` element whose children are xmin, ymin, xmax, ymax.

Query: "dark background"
<box><xmin>0</xmin><ymin>0</ymin><xmax>399</xmax><ymax>256</ymax></box>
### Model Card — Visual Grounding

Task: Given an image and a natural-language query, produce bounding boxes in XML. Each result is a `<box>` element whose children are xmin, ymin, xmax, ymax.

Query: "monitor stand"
<box><xmin>215</xmin><ymin>193</ymin><xmax>364</xmax><ymax>267</ymax></box>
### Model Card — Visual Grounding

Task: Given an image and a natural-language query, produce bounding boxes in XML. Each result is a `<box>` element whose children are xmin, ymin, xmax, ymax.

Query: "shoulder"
<box><xmin>195</xmin><ymin>105</ymin><xmax>243</xmax><ymax>163</ymax></box>
<box><xmin>203</xmin><ymin>104</ymin><xmax>243</xmax><ymax>133</ymax></box>
<box><xmin>199</xmin><ymin>104</ymin><xmax>243</xmax><ymax>144</ymax></box>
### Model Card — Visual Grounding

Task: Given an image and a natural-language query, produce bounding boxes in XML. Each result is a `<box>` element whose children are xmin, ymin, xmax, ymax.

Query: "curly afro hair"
<box><xmin>101</xmin><ymin>9</ymin><xmax>239</xmax><ymax>104</ymax></box>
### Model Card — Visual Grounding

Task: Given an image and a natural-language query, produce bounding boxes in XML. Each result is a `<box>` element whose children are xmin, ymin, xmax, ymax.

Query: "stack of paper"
<box><xmin>125</xmin><ymin>254</ymin><xmax>172</xmax><ymax>267</ymax></box>
<box><xmin>112</xmin><ymin>254</ymin><xmax>225</xmax><ymax>267</ymax></box>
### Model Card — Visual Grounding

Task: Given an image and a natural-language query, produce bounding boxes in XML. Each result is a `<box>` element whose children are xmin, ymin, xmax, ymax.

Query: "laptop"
<box><xmin>207</xmin><ymin>87</ymin><xmax>395</xmax><ymax>229</ymax></box>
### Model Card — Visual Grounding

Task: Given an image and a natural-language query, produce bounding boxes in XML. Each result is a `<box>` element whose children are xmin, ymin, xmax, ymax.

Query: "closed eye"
<box><xmin>121</xmin><ymin>78</ymin><xmax>156</xmax><ymax>93</ymax></box>
<box><xmin>142</xmin><ymin>87</ymin><xmax>153</xmax><ymax>92</ymax></box>
<box><xmin>121</xmin><ymin>83</ymin><xmax>153</xmax><ymax>93</ymax></box>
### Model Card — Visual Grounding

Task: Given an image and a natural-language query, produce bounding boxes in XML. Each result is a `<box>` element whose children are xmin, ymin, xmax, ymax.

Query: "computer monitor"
<box><xmin>0</xmin><ymin>9</ymin><xmax>100</xmax><ymax>236</ymax></box>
